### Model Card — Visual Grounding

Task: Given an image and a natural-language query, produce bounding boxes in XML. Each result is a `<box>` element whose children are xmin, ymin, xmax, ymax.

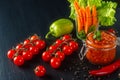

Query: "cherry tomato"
<box><xmin>16</xmin><ymin>43</ymin><xmax>23</xmax><ymax>50</ymax></box>
<box><xmin>42</xmin><ymin>51</ymin><xmax>52</xmax><ymax>62</ymax></box>
<box><xmin>23</xmin><ymin>44</ymin><xmax>33</xmax><ymax>50</ymax></box>
<box><xmin>62</xmin><ymin>45</ymin><xmax>73</xmax><ymax>55</ymax></box>
<box><xmin>55</xmin><ymin>51</ymin><xmax>65</xmax><ymax>61</ymax></box>
<box><xmin>22</xmin><ymin>51</ymin><xmax>33</xmax><ymax>60</ymax></box>
<box><xmin>55</xmin><ymin>39</ymin><xmax>63</xmax><ymax>46</ymax></box>
<box><xmin>108</xmin><ymin>28</ymin><xmax>116</xmax><ymax>34</ymax></box>
<box><xmin>49</xmin><ymin>45</ymin><xmax>57</xmax><ymax>53</ymax></box>
<box><xmin>13</xmin><ymin>55</ymin><xmax>24</xmax><ymax>66</ymax></box>
<box><xmin>34</xmin><ymin>65</ymin><xmax>46</xmax><ymax>77</ymax></box>
<box><xmin>30</xmin><ymin>34</ymin><xmax>39</xmax><ymax>41</ymax></box>
<box><xmin>29</xmin><ymin>46</ymin><xmax>40</xmax><ymax>55</ymax></box>
<box><xmin>7</xmin><ymin>49</ymin><xmax>16</xmax><ymax>60</ymax></box>
<box><xmin>62</xmin><ymin>34</ymin><xmax>71</xmax><ymax>41</ymax></box>
<box><xmin>34</xmin><ymin>40</ymin><xmax>46</xmax><ymax>49</ymax></box>
<box><xmin>17</xmin><ymin>49</ymin><xmax>24</xmax><ymax>55</ymax></box>
<box><xmin>50</xmin><ymin>57</ymin><xmax>61</xmax><ymax>69</ymax></box>
<box><xmin>23</xmin><ymin>39</ymin><xmax>30</xmax><ymax>45</ymax></box>
<box><xmin>69</xmin><ymin>41</ymin><xmax>78</xmax><ymax>51</ymax></box>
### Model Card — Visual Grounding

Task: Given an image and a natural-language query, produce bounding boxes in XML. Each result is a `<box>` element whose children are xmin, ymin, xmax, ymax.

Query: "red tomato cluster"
<box><xmin>42</xmin><ymin>34</ymin><xmax>79</xmax><ymax>69</ymax></box>
<box><xmin>7</xmin><ymin>34</ymin><xmax>46</xmax><ymax>66</ymax></box>
<box><xmin>7</xmin><ymin>34</ymin><xmax>78</xmax><ymax>77</ymax></box>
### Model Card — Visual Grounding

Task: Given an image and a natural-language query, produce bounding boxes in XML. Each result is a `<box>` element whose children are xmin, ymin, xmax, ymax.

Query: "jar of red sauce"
<box><xmin>85</xmin><ymin>31</ymin><xmax>117</xmax><ymax>65</ymax></box>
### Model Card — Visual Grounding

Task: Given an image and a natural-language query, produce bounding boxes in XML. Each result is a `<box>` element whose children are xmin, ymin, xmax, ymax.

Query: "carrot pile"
<box><xmin>74</xmin><ymin>0</ymin><xmax>98</xmax><ymax>34</ymax></box>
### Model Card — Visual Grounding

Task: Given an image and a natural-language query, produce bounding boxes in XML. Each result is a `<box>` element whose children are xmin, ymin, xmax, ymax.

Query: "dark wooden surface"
<box><xmin>0</xmin><ymin>0</ymin><xmax>120</xmax><ymax>80</ymax></box>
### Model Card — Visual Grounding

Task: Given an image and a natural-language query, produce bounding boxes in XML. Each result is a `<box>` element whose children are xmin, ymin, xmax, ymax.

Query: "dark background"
<box><xmin>0</xmin><ymin>0</ymin><xmax>120</xmax><ymax>80</ymax></box>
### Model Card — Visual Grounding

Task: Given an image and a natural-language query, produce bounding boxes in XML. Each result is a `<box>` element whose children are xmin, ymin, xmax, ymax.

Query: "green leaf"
<box><xmin>97</xmin><ymin>1</ymin><xmax>117</xmax><ymax>26</ymax></box>
<box><xmin>87</xmin><ymin>0</ymin><xmax>102</xmax><ymax>8</ymax></box>
<box><xmin>77</xmin><ymin>30</ymin><xmax>86</xmax><ymax>40</ymax></box>
<box><xmin>67</xmin><ymin>0</ymin><xmax>117</xmax><ymax>26</ymax></box>
<box><xmin>67</xmin><ymin>0</ymin><xmax>74</xmax><ymax>3</ymax></box>
<box><xmin>69</xmin><ymin>4</ymin><xmax>76</xmax><ymax>20</ymax></box>
<box><xmin>93</xmin><ymin>30</ymin><xmax>101</xmax><ymax>41</ymax></box>
<box><xmin>78</xmin><ymin>0</ymin><xmax>87</xmax><ymax>7</ymax></box>
<box><xmin>88</xmin><ymin>26</ymin><xmax>96</xmax><ymax>33</ymax></box>
<box><xmin>67</xmin><ymin>0</ymin><xmax>87</xmax><ymax>20</ymax></box>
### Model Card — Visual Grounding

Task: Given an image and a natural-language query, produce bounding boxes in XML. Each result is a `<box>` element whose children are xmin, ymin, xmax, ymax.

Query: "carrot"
<box><xmin>86</xmin><ymin>6</ymin><xmax>92</xmax><ymax>26</ymax></box>
<box><xmin>92</xmin><ymin>5</ymin><xmax>98</xmax><ymax>27</ymax></box>
<box><xmin>77</xmin><ymin>15</ymin><xmax>82</xmax><ymax>32</ymax></box>
<box><xmin>74</xmin><ymin>1</ymin><xmax>80</xmax><ymax>14</ymax></box>
<box><xmin>80</xmin><ymin>7</ymin><xmax>86</xmax><ymax>28</ymax></box>
<box><xmin>78</xmin><ymin>9</ymin><xmax>84</xmax><ymax>32</ymax></box>
<box><xmin>74</xmin><ymin>1</ymin><xmax>83</xmax><ymax>32</ymax></box>
<box><xmin>85</xmin><ymin>6</ymin><xmax>92</xmax><ymax>34</ymax></box>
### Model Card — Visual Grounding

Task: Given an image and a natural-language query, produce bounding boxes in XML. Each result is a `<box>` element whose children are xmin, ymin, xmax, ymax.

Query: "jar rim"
<box><xmin>86</xmin><ymin>30</ymin><xmax>117</xmax><ymax>49</ymax></box>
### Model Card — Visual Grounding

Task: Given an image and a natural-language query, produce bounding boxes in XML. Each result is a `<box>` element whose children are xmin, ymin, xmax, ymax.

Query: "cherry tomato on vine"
<box><xmin>24</xmin><ymin>44</ymin><xmax>33</xmax><ymax>50</ymax></box>
<box><xmin>55</xmin><ymin>51</ymin><xmax>65</xmax><ymax>61</ymax></box>
<box><xmin>16</xmin><ymin>43</ymin><xmax>23</xmax><ymax>50</ymax></box>
<box><xmin>34</xmin><ymin>65</ymin><xmax>46</xmax><ymax>77</ymax></box>
<box><xmin>17</xmin><ymin>49</ymin><xmax>24</xmax><ymax>55</ymax></box>
<box><xmin>49</xmin><ymin>45</ymin><xmax>57</xmax><ymax>53</ymax></box>
<box><xmin>42</xmin><ymin>51</ymin><xmax>52</xmax><ymax>62</ymax></box>
<box><xmin>62</xmin><ymin>34</ymin><xmax>71</xmax><ymax>41</ymax></box>
<box><xmin>62</xmin><ymin>45</ymin><xmax>73</xmax><ymax>55</ymax></box>
<box><xmin>7</xmin><ymin>49</ymin><xmax>16</xmax><ymax>60</ymax></box>
<box><xmin>55</xmin><ymin>39</ymin><xmax>63</xmax><ymax>46</ymax></box>
<box><xmin>22</xmin><ymin>51</ymin><xmax>33</xmax><ymax>60</ymax></box>
<box><xmin>69</xmin><ymin>41</ymin><xmax>78</xmax><ymax>51</ymax></box>
<box><xmin>23</xmin><ymin>39</ymin><xmax>30</xmax><ymax>45</ymax></box>
<box><xmin>29</xmin><ymin>46</ymin><xmax>40</xmax><ymax>55</ymax></box>
<box><xmin>34</xmin><ymin>40</ymin><xmax>46</xmax><ymax>49</ymax></box>
<box><xmin>13</xmin><ymin>55</ymin><xmax>24</xmax><ymax>66</ymax></box>
<box><xmin>50</xmin><ymin>57</ymin><xmax>61</xmax><ymax>69</ymax></box>
<box><xmin>30</xmin><ymin>34</ymin><xmax>39</xmax><ymax>41</ymax></box>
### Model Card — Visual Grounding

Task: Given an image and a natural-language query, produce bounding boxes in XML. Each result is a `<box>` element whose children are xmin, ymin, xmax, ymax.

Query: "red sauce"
<box><xmin>85</xmin><ymin>31</ymin><xmax>117</xmax><ymax>65</ymax></box>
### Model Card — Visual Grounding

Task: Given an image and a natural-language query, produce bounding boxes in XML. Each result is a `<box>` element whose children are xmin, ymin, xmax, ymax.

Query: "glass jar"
<box><xmin>85</xmin><ymin>31</ymin><xmax>117</xmax><ymax>65</ymax></box>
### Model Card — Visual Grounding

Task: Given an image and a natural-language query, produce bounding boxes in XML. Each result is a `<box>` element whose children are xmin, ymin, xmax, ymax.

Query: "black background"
<box><xmin>0</xmin><ymin>0</ymin><xmax>120</xmax><ymax>80</ymax></box>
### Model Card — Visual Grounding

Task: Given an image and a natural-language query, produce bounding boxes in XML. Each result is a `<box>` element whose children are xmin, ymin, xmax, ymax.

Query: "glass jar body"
<box><xmin>85</xmin><ymin>31</ymin><xmax>117</xmax><ymax>65</ymax></box>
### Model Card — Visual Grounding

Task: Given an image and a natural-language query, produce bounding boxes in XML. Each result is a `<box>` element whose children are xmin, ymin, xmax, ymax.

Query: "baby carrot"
<box><xmin>87</xmin><ymin>6</ymin><xmax>92</xmax><ymax>27</ymax></box>
<box><xmin>80</xmin><ymin>7</ymin><xmax>86</xmax><ymax>28</ymax></box>
<box><xmin>92</xmin><ymin>5</ymin><xmax>98</xmax><ymax>27</ymax></box>
<box><xmin>77</xmin><ymin>15</ymin><xmax>82</xmax><ymax>32</ymax></box>
<box><xmin>85</xmin><ymin>6</ymin><xmax>92</xmax><ymax>34</ymax></box>
<box><xmin>74</xmin><ymin>1</ymin><xmax>83</xmax><ymax>32</ymax></box>
<box><xmin>78</xmin><ymin>9</ymin><xmax>84</xmax><ymax>32</ymax></box>
<box><xmin>74</xmin><ymin>1</ymin><xmax>80</xmax><ymax>15</ymax></box>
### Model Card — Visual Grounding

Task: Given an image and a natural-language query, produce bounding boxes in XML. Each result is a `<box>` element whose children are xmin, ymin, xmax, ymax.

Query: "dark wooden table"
<box><xmin>0</xmin><ymin>0</ymin><xmax>120</xmax><ymax>80</ymax></box>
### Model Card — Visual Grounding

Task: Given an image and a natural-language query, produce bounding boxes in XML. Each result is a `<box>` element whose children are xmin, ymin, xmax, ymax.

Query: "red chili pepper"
<box><xmin>89</xmin><ymin>59</ymin><xmax>120</xmax><ymax>76</ymax></box>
